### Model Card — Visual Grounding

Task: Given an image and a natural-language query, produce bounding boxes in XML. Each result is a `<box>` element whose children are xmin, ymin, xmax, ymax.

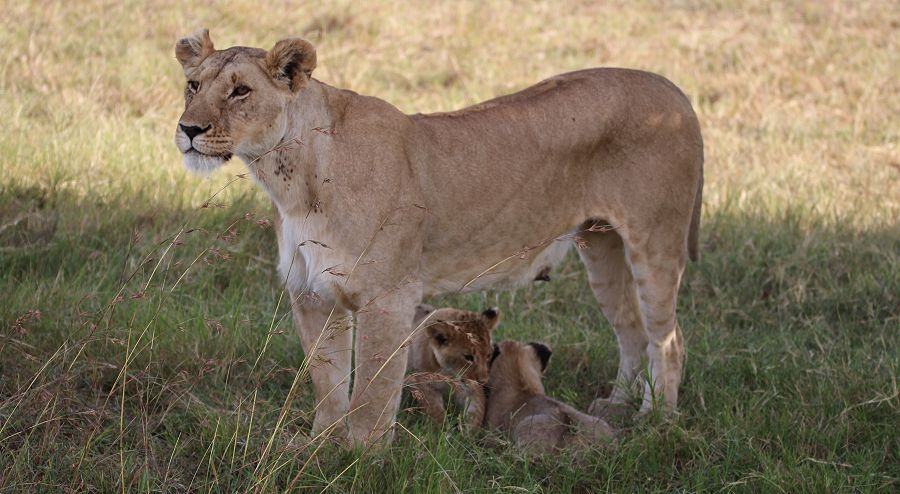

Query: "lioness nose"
<box><xmin>179</xmin><ymin>124</ymin><xmax>210</xmax><ymax>141</ymax></box>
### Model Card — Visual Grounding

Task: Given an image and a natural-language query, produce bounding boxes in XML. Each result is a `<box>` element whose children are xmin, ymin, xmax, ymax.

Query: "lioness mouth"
<box><xmin>186</xmin><ymin>148</ymin><xmax>232</xmax><ymax>161</ymax></box>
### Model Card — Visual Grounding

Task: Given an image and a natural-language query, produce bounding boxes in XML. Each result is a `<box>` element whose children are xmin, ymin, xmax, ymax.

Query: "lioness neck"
<box><xmin>243</xmin><ymin>80</ymin><xmax>336</xmax><ymax>218</ymax></box>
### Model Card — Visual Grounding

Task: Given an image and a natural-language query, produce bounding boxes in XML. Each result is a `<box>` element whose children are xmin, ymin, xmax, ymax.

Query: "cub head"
<box><xmin>173</xmin><ymin>29</ymin><xmax>317</xmax><ymax>173</ymax></box>
<box><xmin>488</xmin><ymin>340</ymin><xmax>552</xmax><ymax>396</ymax></box>
<box><xmin>414</xmin><ymin>305</ymin><xmax>500</xmax><ymax>383</ymax></box>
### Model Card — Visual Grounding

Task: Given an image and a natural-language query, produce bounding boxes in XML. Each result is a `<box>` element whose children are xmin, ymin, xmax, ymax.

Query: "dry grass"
<box><xmin>1</xmin><ymin>0</ymin><xmax>898</xmax><ymax>492</ymax></box>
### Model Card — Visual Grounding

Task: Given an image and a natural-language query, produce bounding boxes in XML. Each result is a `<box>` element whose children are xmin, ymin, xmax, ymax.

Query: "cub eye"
<box><xmin>230</xmin><ymin>85</ymin><xmax>251</xmax><ymax>99</ymax></box>
<box><xmin>187</xmin><ymin>81</ymin><xmax>200</xmax><ymax>94</ymax></box>
<box><xmin>463</xmin><ymin>354</ymin><xmax>474</xmax><ymax>363</ymax></box>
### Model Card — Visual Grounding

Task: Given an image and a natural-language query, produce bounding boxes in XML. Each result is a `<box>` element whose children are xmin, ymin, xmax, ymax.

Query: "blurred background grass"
<box><xmin>0</xmin><ymin>1</ymin><xmax>897</xmax><ymax>492</ymax></box>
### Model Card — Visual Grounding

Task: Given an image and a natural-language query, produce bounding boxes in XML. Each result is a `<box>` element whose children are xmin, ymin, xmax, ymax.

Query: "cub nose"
<box><xmin>179</xmin><ymin>124</ymin><xmax>210</xmax><ymax>141</ymax></box>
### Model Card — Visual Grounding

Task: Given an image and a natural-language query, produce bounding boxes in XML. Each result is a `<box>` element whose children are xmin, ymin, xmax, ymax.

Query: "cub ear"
<box><xmin>413</xmin><ymin>304</ymin><xmax>435</xmax><ymax>328</ymax></box>
<box><xmin>175</xmin><ymin>28</ymin><xmax>215</xmax><ymax>72</ymax></box>
<box><xmin>427</xmin><ymin>326</ymin><xmax>448</xmax><ymax>346</ymax></box>
<box><xmin>266</xmin><ymin>38</ymin><xmax>317</xmax><ymax>92</ymax></box>
<box><xmin>527</xmin><ymin>342</ymin><xmax>552</xmax><ymax>372</ymax></box>
<box><xmin>490</xmin><ymin>343</ymin><xmax>501</xmax><ymax>365</ymax></box>
<box><xmin>481</xmin><ymin>307</ymin><xmax>501</xmax><ymax>331</ymax></box>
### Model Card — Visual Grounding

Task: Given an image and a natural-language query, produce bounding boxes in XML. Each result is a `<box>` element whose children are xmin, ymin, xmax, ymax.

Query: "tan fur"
<box><xmin>174</xmin><ymin>31</ymin><xmax>703</xmax><ymax>446</ymax></box>
<box><xmin>486</xmin><ymin>341</ymin><xmax>615</xmax><ymax>453</ymax></box>
<box><xmin>404</xmin><ymin>305</ymin><xmax>498</xmax><ymax>431</ymax></box>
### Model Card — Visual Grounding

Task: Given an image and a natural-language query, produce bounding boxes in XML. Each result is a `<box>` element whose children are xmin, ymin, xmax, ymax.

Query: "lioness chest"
<box><xmin>252</xmin><ymin>153</ymin><xmax>352</xmax><ymax>301</ymax></box>
<box><xmin>275</xmin><ymin>212</ymin><xmax>352</xmax><ymax>301</ymax></box>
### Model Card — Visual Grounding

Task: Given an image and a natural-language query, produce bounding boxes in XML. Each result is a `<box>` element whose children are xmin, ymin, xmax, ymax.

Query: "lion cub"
<box><xmin>486</xmin><ymin>340</ymin><xmax>615</xmax><ymax>453</ymax></box>
<box><xmin>405</xmin><ymin>304</ymin><xmax>499</xmax><ymax>430</ymax></box>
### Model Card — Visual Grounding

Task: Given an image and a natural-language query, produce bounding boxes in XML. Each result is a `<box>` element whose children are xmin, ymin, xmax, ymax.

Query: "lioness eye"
<box><xmin>230</xmin><ymin>85</ymin><xmax>251</xmax><ymax>98</ymax></box>
<box><xmin>464</xmin><ymin>354</ymin><xmax>474</xmax><ymax>363</ymax></box>
<box><xmin>187</xmin><ymin>81</ymin><xmax>199</xmax><ymax>93</ymax></box>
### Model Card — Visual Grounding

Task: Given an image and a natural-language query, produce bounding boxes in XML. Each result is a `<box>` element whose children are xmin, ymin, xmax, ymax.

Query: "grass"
<box><xmin>1</xmin><ymin>0</ymin><xmax>898</xmax><ymax>491</ymax></box>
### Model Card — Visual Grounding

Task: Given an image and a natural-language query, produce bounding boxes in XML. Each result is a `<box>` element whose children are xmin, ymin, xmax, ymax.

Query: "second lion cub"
<box><xmin>486</xmin><ymin>340</ymin><xmax>616</xmax><ymax>453</ymax></box>
<box><xmin>405</xmin><ymin>305</ymin><xmax>499</xmax><ymax>430</ymax></box>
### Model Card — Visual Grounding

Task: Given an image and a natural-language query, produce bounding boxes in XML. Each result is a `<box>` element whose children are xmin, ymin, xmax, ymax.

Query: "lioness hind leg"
<box><xmin>291</xmin><ymin>292</ymin><xmax>353</xmax><ymax>440</ymax></box>
<box><xmin>577</xmin><ymin>229</ymin><xmax>647</xmax><ymax>415</ymax></box>
<box><xmin>623</xmin><ymin>230</ymin><xmax>687</xmax><ymax>414</ymax></box>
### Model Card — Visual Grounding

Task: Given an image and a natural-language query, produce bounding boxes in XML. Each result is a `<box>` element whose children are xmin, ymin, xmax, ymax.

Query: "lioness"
<box><xmin>174</xmin><ymin>30</ymin><xmax>703</xmax><ymax>446</ymax></box>
<box><xmin>405</xmin><ymin>304</ymin><xmax>499</xmax><ymax>430</ymax></box>
<box><xmin>486</xmin><ymin>340</ymin><xmax>616</xmax><ymax>453</ymax></box>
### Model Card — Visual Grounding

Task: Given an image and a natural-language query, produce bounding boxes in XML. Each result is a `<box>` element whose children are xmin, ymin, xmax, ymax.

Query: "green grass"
<box><xmin>1</xmin><ymin>0</ymin><xmax>898</xmax><ymax>492</ymax></box>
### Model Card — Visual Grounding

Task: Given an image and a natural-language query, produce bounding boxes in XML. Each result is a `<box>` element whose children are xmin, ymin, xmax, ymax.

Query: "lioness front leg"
<box><xmin>349</xmin><ymin>285</ymin><xmax>420</xmax><ymax>446</ymax></box>
<box><xmin>291</xmin><ymin>291</ymin><xmax>353</xmax><ymax>440</ymax></box>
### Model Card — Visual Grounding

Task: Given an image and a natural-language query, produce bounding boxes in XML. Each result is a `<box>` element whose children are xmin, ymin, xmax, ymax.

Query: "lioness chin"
<box><xmin>174</xmin><ymin>29</ymin><xmax>703</xmax><ymax>447</ymax></box>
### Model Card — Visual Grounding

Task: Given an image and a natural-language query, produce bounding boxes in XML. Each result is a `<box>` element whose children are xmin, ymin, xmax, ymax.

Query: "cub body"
<box><xmin>405</xmin><ymin>305</ymin><xmax>499</xmax><ymax>430</ymax></box>
<box><xmin>486</xmin><ymin>340</ymin><xmax>615</xmax><ymax>453</ymax></box>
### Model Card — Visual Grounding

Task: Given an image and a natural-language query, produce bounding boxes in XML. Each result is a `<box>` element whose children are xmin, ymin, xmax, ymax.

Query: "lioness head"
<box><xmin>414</xmin><ymin>305</ymin><xmax>500</xmax><ymax>383</ymax></box>
<box><xmin>173</xmin><ymin>29</ymin><xmax>316</xmax><ymax>173</ymax></box>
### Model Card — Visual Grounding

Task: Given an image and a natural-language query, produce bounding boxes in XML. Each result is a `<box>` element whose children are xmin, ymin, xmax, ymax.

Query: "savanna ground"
<box><xmin>1</xmin><ymin>0</ymin><xmax>898</xmax><ymax>492</ymax></box>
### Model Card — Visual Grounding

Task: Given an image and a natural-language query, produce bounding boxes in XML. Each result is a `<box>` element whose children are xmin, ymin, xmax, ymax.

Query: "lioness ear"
<box><xmin>527</xmin><ymin>342</ymin><xmax>552</xmax><ymax>372</ymax></box>
<box><xmin>175</xmin><ymin>28</ymin><xmax>215</xmax><ymax>72</ymax></box>
<box><xmin>266</xmin><ymin>38</ymin><xmax>317</xmax><ymax>92</ymax></box>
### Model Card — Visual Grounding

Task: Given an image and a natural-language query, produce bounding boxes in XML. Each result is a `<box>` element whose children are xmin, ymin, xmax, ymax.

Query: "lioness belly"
<box><xmin>422</xmin><ymin>237</ymin><xmax>572</xmax><ymax>297</ymax></box>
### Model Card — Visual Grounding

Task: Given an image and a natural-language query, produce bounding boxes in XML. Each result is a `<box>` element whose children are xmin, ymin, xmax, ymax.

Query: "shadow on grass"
<box><xmin>0</xmin><ymin>186</ymin><xmax>897</xmax><ymax>491</ymax></box>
